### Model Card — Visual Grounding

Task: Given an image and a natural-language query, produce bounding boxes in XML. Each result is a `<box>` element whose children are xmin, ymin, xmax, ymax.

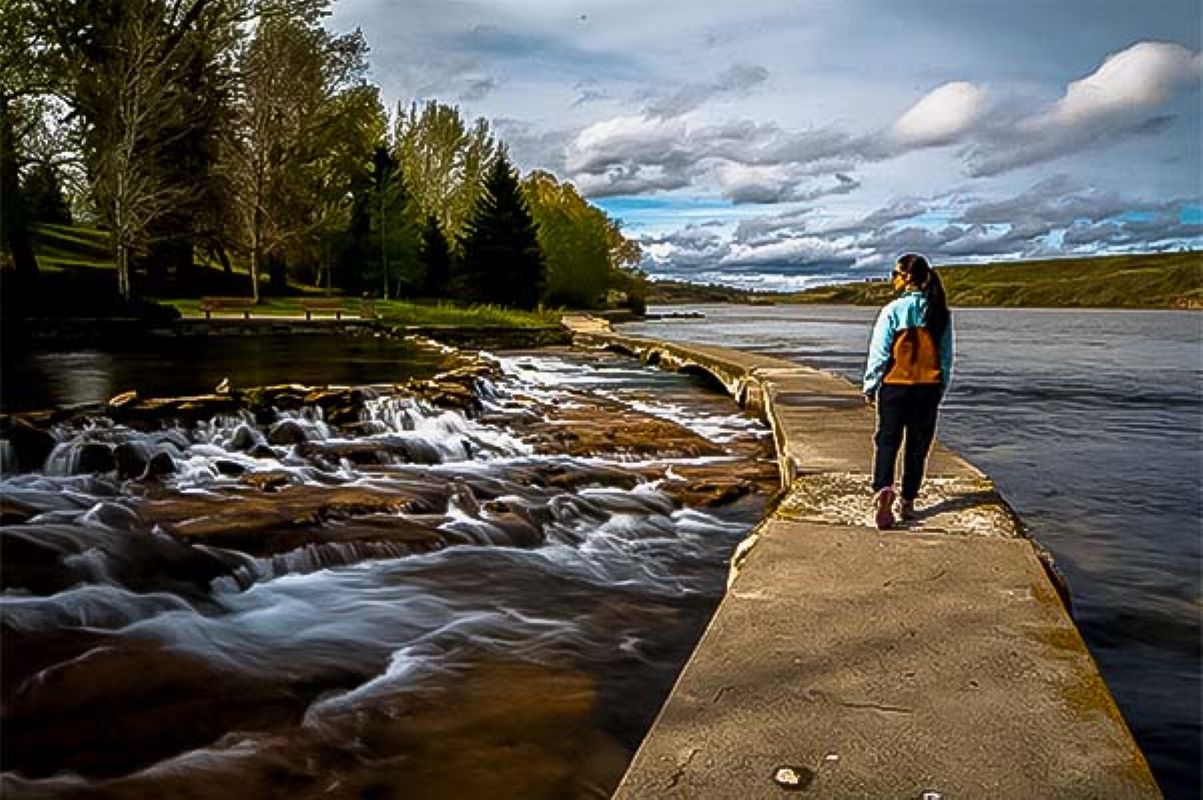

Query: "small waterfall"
<box><xmin>0</xmin><ymin>351</ymin><xmax>771</xmax><ymax>796</ymax></box>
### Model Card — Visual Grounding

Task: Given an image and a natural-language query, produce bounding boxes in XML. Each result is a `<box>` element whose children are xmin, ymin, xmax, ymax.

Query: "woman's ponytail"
<box><xmin>897</xmin><ymin>253</ymin><xmax>950</xmax><ymax>341</ymax></box>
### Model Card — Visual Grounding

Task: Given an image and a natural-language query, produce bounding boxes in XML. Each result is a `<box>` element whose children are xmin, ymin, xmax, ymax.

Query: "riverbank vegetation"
<box><xmin>1</xmin><ymin>0</ymin><xmax>646</xmax><ymax>321</ymax></box>
<box><xmin>646</xmin><ymin>251</ymin><xmax>1201</xmax><ymax>309</ymax></box>
<box><xmin>784</xmin><ymin>252</ymin><xmax>1201</xmax><ymax>309</ymax></box>
<box><xmin>169</xmin><ymin>297</ymin><xmax>559</xmax><ymax>328</ymax></box>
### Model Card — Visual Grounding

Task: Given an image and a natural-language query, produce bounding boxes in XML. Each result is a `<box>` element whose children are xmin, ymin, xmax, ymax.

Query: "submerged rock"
<box><xmin>75</xmin><ymin>442</ymin><xmax>116</xmax><ymax>475</ymax></box>
<box><xmin>248</xmin><ymin>444</ymin><xmax>279</xmax><ymax>460</ymax></box>
<box><xmin>240</xmin><ymin>470</ymin><xmax>293</xmax><ymax>492</ymax></box>
<box><xmin>213</xmin><ymin>459</ymin><xmax>247</xmax><ymax>477</ymax></box>
<box><xmin>267</xmin><ymin>419</ymin><xmax>308</xmax><ymax>446</ymax></box>
<box><xmin>113</xmin><ymin>442</ymin><xmax>148</xmax><ymax>480</ymax></box>
<box><xmin>297</xmin><ymin>437</ymin><xmax>442</xmax><ymax>467</ymax></box>
<box><xmin>227</xmin><ymin>424</ymin><xmax>261</xmax><ymax>452</ymax></box>
<box><xmin>142</xmin><ymin>451</ymin><xmax>176</xmax><ymax>480</ymax></box>
<box><xmin>5</xmin><ymin>419</ymin><xmax>56</xmax><ymax>473</ymax></box>
<box><xmin>514</xmin><ymin>398</ymin><xmax>727</xmax><ymax>460</ymax></box>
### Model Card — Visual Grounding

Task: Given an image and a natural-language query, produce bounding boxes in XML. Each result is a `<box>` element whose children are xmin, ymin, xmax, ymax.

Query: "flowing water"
<box><xmin>0</xmin><ymin>344</ymin><xmax>773</xmax><ymax>798</ymax></box>
<box><xmin>626</xmin><ymin>304</ymin><xmax>1203</xmax><ymax>799</ymax></box>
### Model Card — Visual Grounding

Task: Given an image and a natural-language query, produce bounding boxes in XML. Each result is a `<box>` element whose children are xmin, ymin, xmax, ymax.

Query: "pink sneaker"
<box><xmin>874</xmin><ymin>487</ymin><xmax>896</xmax><ymax>530</ymax></box>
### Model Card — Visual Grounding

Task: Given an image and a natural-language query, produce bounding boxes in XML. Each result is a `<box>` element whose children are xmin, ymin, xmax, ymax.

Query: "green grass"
<box><xmin>26</xmin><ymin>224</ymin><xmax>562</xmax><ymax>328</ymax></box>
<box><xmin>30</xmin><ymin>224</ymin><xmax>113</xmax><ymax>272</ymax></box>
<box><xmin>373</xmin><ymin>300</ymin><xmax>560</xmax><ymax>328</ymax></box>
<box><xmin>786</xmin><ymin>251</ymin><xmax>1203</xmax><ymax>309</ymax></box>
<box><xmin>167</xmin><ymin>297</ymin><xmax>560</xmax><ymax>328</ymax></box>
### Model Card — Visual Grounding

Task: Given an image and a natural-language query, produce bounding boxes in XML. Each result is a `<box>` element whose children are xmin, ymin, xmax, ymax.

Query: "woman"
<box><xmin>862</xmin><ymin>253</ymin><xmax>953</xmax><ymax>530</ymax></box>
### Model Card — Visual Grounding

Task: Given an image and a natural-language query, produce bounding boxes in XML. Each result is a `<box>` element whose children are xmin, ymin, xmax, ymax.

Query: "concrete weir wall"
<box><xmin>562</xmin><ymin>315</ymin><xmax>1161</xmax><ymax>799</ymax></box>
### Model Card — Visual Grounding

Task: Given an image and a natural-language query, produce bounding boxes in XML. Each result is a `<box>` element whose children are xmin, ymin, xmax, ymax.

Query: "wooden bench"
<box><xmin>299</xmin><ymin>298</ymin><xmax>347</xmax><ymax>320</ymax></box>
<box><xmin>200</xmin><ymin>297</ymin><xmax>255</xmax><ymax>319</ymax></box>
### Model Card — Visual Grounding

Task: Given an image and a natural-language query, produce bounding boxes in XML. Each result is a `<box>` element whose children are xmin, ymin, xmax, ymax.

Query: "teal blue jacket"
<box><xmin>862</xmin><ymin>291</ymin><xmax>954</xmax><ymax>396</ymax></box>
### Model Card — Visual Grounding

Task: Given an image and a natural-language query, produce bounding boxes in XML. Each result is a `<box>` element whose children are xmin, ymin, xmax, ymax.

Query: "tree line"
<box><xmin>0</xmin><ymin>0</ymin><xmax>644</xmax><ymax>310</ymax></box>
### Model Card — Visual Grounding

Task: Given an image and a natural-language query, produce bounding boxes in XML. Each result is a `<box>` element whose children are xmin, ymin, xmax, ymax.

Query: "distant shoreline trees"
<box><xmin>0</xmin><ymin>0</ymin><xmax>645</xmax><ymax>312</ymax></box>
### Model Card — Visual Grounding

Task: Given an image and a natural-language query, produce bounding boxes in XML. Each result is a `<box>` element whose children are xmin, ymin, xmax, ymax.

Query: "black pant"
<box><xmin>872</xmin><ymin>383</ymin><xmax>942</xmax><ymax>499</ymax></box>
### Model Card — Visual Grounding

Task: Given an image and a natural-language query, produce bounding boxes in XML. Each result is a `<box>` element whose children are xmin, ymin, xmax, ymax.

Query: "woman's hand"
<box><xmin>863</xmin><ymin>393</ymin><xmax>875</xmax><ymax>407</ymax></box>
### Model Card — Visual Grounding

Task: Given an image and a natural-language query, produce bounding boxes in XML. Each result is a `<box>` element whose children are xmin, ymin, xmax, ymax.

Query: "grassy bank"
<box><xmin>22</xmin><ymin>224</ymin><xmax>561</xmax><ymax>328</ymax></box>
<box><xmin>786</xmin><ymin>251</ymin><xmax>1202</xmax><ymax>309</ymax></box>
<box><xmin>169</xmin><ymin>297</ymin><xmax>559</xmax><ymax>328</ymax></box>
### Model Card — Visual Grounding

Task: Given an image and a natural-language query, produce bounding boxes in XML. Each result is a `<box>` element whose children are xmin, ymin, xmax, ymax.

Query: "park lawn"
<box><xmin>167</xmin><ymin>297</ymin><xmax>560</xmax><ymax>328</ymax></box>
<box><xmin>29</xmin><ymin>224</ymin><xmax>113</xmax><ymax>272</ymax></box>
<box><xmin>30</xmin><ymin>224</ymin><xmax>560</xmax><ymax>328</ymax></box>
<box><xmin>786</xmin><ymin>251</ymin><xmax>1202</xmax><ymax>309</ymax></box>
<box><xmin>372</xmin><ymin>300</ymin><xmax>561</xmax><ymax>328</ymax></box>
<box><xmin>31</xmin><ymin>223</ymin><xmax>253</xmax><ymax>279</ymax></box>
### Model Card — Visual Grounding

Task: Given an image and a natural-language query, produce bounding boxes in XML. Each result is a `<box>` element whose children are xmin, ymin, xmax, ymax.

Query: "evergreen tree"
<box><xmin>418</xmin><ymin>214</ymin><xmax>452</xmax><ymax>298</ymax></box>
<box><xmin>23</xmin><ymin>162</ymin><xmax>71</xmax><ymax>224</ymax></box>
<box><xmin>456</xmin><ymin>154</ymin><xmax>544</xmax><ymax>309</ymax></box>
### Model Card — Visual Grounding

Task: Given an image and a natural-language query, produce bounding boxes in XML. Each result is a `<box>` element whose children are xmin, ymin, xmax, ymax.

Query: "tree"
<box><xmin>364</xmin><ymin>144</ymin><xmax>418</xmax><ymax>297</ymax></box>
<box><xmin>142</xmin><ymin>6</ymin><xmax>240</xmax><ymax>294</ymax></box>
<box><xmin>229</xmin><ymin>10</ymin><xmax>373</xmax><ymax>301</ymax></box>
<box><xmin>418</xmin><ymin>214</ymin><xmax>451</xmax><ymax>297</ymax></box>
<box><xmin>86</xmin><ymin>0</ymin><xmax>197</xmax><ymax>300</ymax></box>
<box><xmin>23</xmin><ymin>162</ymin><xmax>72</xmax><ymax>224</ymax></box>
<box><xmin>332</xmin><ymin>139</ymin><xmax>419</xmax><ymax>297</ymax></box>
<box><xmin>392</xmin><ymin>100</ymin><xmax>499</xmax><ymax>249</ymax></box>
<box><xmin>303</xmin><ymin>85</ymin><xmax>385</xmax><ymax>292</ymax></box>
<box><xmin>45</xmin><ymin>0</ymin><xmax>250</xmax><ymax>300</ymax></box>
<box><xmin>0</xmin><ymin>0</ymin><xmax>59</xmax><ymax>278</ymax></box>
<box><xmin>523</xmin><ymin>170</ymin><xmax>612</xmax><ymax>308</ymax></box>
<box><xmin>457</xmin><ymin>153</ymin><xmax>545</xmax><ymax>309</ymax></box>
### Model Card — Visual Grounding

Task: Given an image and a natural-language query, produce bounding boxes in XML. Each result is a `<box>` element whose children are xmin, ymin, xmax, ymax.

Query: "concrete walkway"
<box><xmin>562</xmin><ymin>315</ymin><xmax>1160</xmax><ymax>799</ymax></box>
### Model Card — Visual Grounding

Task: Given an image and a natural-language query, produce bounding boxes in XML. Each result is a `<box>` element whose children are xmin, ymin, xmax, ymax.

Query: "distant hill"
<box><xmin>644</xmin><ymin>279</ymin><xmax>759</xmax><ymax>305</ymax></box>
<box><xmin>786</xmin><ymin>251</ymin><xmax>1202</xmax><ymax>309</ymax></box>
<box><xmin>650</xmin><ymin>252</ymin><xmax>1202</xmax><ymax>309</ymax></box>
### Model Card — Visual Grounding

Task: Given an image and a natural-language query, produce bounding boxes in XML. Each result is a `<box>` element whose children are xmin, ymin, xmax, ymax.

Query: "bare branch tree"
<box><xmin>89</xmin><ymin>0</ymin><xmax>197</xmax><ymax>300</ymax></box>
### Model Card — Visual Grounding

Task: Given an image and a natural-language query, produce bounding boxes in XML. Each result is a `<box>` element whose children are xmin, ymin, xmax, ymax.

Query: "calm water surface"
<box><xmin>1</xmin><ymin>335</ymin><xmax>447</xmax><ymax>412</ymax></box>
<box><xmin>627</xmin><ymin>304</ymin><xmax>1203</xmax><ymax>799</ymax></box>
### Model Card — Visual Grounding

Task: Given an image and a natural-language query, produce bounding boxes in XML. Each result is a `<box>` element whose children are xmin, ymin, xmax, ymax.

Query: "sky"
<box><xmin>329</xmin><ymin>0</ymin><xmax>1202</xmax><ymax>289</ymax></box>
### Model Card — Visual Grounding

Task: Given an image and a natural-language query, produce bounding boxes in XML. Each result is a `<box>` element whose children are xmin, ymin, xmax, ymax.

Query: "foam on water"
<box><xmin>0</xmin><ymin>349</ymin><xmax>769</xmax><ymax>794</ymax></box>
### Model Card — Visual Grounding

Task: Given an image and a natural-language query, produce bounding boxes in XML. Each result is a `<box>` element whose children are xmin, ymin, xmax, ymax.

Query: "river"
<box><xmin>625</xmin><ymin>304</ymin><xmax>1203</xmax><ymax>799</ymax></box>
<box><xmin>0</xmin><ymin>340</ymin><xmax>773</xmax><ymax>798</ymax></box>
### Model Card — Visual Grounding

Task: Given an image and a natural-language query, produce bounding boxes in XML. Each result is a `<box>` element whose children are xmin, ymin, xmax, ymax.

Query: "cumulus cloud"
<box><xmin>642</xmin><ymin>223</ymin><xmax>732</xmax><ymax>268</ymax></box>
<box><xmin>568</xmin><ymin>40</ymin><xmax>1198</xmax><ymax>201</ymax></box>
<box><xmin>573</xmin><ymin>165</ymin><xmax>694</xmax><ymax>197</ymax></box>
<box><xmin>709</xmin><ymin>164</ymin><xmax>860</xmax><ymax>205</ymax></box>
<box><xmin>637</xmin><ymin>176</ymin><xmax>1201</xmax><ymax>280</ymax></box>
<box><xmin>565</xmin><ymin>115</ymin><xmax>865</xmax><ymax>199</ymax></box>
<box><xmin>565</xmin><ymin>114</ymin><xmax>689</xmax><ymax>174</ymax></box>
<box><xmin>1050</xmin><ymin>42</ymin><xmax>1200</xmax><ymax>124</ymax></box>
<box><xmin>890</xmin><ymin>81</ymin><xmax>993</xmax><ymax>148</ymax></box>
<box><xmin>732</xmin><ymin>207</ymin><xmax>815</xmax><ymax>243</ymax></box>
<box><xmin>713</xmin><ymin>163</ymin><xmax>798</xmax><ymax>204</ymax></box>
<box><xmin>967</xmin><ymin>41</ymin><xmax>1203</xmax><ymax>175</ymax></box>
<box><xmin>952</xmin><ymin>174</ymin><xmax>1198</xmax><ymax>245</ymax></box>
<box><xmin>721</xmin><ymin>236</ymin><xmax>860</xmax><ymax>268</ymax></box>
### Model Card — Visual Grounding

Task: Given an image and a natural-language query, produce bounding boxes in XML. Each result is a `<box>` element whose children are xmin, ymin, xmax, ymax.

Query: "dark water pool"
<box><xmin>1</xmin><ymin>335</ymin><xmax>447</xmax><ymax>412</ymax></box>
